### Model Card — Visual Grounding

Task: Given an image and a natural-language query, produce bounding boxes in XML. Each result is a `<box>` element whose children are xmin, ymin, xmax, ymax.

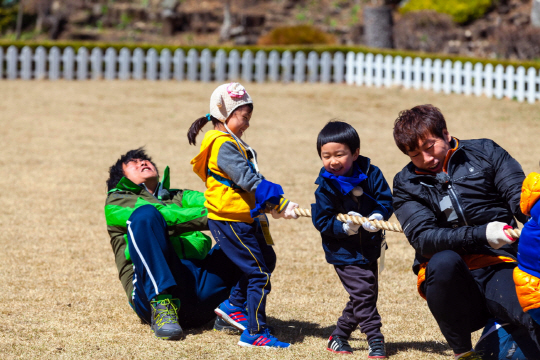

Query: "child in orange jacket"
<box><xmin>514</xmin><ymin>172</ymin><xmax>540</xmax><ymax>324</ymax></box>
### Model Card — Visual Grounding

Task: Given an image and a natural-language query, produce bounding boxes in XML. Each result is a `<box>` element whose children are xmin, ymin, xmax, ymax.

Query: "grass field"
<box><xmin>1</xmin><ymin>80</ymin><xmax>539</xmax><ymax>359</ymax></box>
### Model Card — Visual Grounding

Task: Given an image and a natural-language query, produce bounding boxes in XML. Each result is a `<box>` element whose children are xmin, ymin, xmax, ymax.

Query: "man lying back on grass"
<box><xmin>104</xmin><ymin>147</ymin><xmax>242</xmax><ymax>340</ymax></box>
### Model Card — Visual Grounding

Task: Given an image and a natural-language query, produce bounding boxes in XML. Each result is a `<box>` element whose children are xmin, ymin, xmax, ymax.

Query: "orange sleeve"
<box><xmin>521</xmin><ymin>172</ymin><xmax>540</xmax><ymax>216</ymax></box>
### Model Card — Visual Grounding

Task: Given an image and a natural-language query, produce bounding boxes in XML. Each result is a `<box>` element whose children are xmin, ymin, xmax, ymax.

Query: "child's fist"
<box><xmin>363</xmin><ymin>213</ymin><xmax>383</xmax><ymax>232</ymax></box>
<box><xmin>271</xmin><ymin>201</ymin><xmax>299</xmax><ymax>219</ymax></box>
<box><xmin>343</xmin><ymin>211</ymin><xmax>362</xmax><ymax>235</ymax></box>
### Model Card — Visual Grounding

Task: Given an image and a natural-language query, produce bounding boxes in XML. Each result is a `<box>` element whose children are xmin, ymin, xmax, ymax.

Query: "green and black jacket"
<box><xmin>104</xmin><ymin>166</ymin><xmax>209</xmax><ymax>304</ymax></box>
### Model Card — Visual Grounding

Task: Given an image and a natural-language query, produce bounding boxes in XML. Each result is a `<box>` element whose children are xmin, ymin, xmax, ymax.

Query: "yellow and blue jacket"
<box><xmin>191</xmin><ymin>130</ymin><xmax>260</xmax><ymax>223</ymax></box>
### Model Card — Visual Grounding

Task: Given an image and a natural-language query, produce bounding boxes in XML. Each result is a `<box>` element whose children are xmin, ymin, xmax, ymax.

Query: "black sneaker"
<box><xmin>368</xmin><ymin>338</ymin><xmax>386</xmax><ymax>359</ymax></box>
<box><xmin>150</xmin><ymin>297</ymin><xmax>183</xmax><ymax>340</ymax></box>
<box><xmin>327</xmin><ymin>335</ymin><xmax>353</xmax><ymax>354</ymax></box>
<box><xmin>213</xmin><ymin>316</ymin><xmax>241</xmax><ymax>334</ymax></box>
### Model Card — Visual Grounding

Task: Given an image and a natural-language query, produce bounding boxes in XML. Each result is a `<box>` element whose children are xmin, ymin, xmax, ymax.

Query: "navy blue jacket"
<box><xmin>311</xmin><ymin>155</ymin><xmax>393</xmax><ymax>265</ymax></box>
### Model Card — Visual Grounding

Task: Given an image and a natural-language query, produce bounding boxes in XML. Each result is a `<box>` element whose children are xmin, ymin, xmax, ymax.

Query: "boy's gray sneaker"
<box><xmin>150</xmin><ymin>297</ymin><xmax>183</xmax><ymax>340</ymax></box>
<box><xmin>213</xmin><ymin>317</ymin><xmax>275</xmax><ymax>335</ymax></box>
<box><xmin>213</xmin><ymin>316</ymin><xmax>241</xmax><ymax>334</ymax></box>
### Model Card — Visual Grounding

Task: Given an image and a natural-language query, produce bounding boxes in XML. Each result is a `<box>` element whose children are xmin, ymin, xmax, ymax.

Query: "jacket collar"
<box><xmin>190</xmin><ymin>130</ymin><xmax>235</xmax><ymax>182</ymax></box>
<box><xmin>356</xmin><ymin>155</ymin><xmax>371</xmax><ymax>175</ymax></box>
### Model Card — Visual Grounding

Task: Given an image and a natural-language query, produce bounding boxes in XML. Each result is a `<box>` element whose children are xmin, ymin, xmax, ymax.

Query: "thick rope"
<box><xmin>293</xmin><ymin>208</ymin><xmax>521</xmax><ymax>239</ymax></box>
<box><xmin>505</xmin><ymin>228</ymin><xmax>521</xmax><ymax>239</ymax></box>
<box><xmin>294</xmin><ymin>208</ymin><xmax>403</xmax><ymax>233</ymax></box>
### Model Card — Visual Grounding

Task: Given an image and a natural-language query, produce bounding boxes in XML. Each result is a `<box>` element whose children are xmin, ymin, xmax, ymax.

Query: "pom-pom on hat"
<box><xmin>209</xmin><ymin>82</ymin><xmax>253</xmax><ymax>122</ymax></box>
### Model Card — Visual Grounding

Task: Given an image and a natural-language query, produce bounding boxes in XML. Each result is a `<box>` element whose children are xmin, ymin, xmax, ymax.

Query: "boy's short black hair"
<box><xmin>316</xmin><ymin>120</ymin><xmax>360</xmax><ymax>158</ymax></box>
<box><xmin>106</xmin><ymin>147</ymin><xmax>158</xmax><ymax>191</ymax></box>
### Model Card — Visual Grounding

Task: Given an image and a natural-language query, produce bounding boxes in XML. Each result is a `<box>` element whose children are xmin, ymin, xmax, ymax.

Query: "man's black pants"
<box><xmin>421</xmin><ymin>250</ymin><xmax>540</xmax><ymax>356</ymax></box>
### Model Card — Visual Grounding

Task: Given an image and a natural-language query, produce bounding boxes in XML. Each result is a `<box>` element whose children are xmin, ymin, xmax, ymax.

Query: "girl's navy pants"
<box><xmin>208</xmin><ymin>219</ymin><xmax>276</xmax><ymax>334</ymax></box>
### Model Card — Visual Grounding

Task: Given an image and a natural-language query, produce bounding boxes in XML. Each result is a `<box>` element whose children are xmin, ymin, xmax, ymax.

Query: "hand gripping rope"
<box><xmin>293</xmin><ymin>208</ymin><xmax>522</xmax><ymax>239</ymax></box>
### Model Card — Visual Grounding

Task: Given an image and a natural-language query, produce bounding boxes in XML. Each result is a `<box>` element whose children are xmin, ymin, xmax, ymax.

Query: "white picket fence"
<box><xmin>2</xmin><ymin>45</ymin><xmax>540</xmax><ymax>103</ymax></box>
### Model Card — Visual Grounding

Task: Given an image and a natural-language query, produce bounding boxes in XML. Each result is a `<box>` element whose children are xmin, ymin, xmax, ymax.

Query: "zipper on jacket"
<box><xmin>444</xmin><ymin>141</ymin><xmax>468</xmax><ymax>226</ymax></box>
<box><xmin>448</xmin><ymin>184</ymin><xmax>468</xmax><ymax>226</ymax></box>
<box><xmin>141</xmin><ymin>183</ymin><xmax>166</xmax><ymax>205</ymax></box>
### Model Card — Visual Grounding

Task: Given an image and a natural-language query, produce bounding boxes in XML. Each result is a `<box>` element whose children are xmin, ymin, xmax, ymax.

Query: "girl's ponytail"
<box><xmin>187</xmin><ymin>114</ymin><xmax>219</xmax><ymax>145</ymax></box>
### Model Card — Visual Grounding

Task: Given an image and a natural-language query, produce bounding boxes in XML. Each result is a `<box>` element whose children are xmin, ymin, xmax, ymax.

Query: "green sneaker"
<box><xmin>150</xmin><ymin>296</ymin><xmax>183</xmax><ymax>340</ymax></box>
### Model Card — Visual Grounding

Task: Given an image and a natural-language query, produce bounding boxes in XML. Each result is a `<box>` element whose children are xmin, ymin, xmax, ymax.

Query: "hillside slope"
<box><xmin>5</xmin><ymin>0</ymin><xmax>539</xmax><ymax>60</ymax></box>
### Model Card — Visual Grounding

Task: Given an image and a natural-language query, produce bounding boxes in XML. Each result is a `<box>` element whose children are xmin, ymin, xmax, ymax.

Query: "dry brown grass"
<box><xmin>1</xmin><ymin>80</ymin><xmax>539</xmax><ymax>359</ymax></box>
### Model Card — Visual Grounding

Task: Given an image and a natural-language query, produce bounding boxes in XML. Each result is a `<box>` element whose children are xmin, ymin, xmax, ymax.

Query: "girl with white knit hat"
<box><xmin>188</xmin><ymin>82</ymin><xmax>298</xmax><ymax>348</ymax></box>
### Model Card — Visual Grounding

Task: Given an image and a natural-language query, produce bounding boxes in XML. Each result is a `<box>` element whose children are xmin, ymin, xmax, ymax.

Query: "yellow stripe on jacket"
<box><xmin>191</xmin><ymin>130</ymin><xmax>256</xmax><ymax>223</ymax></box>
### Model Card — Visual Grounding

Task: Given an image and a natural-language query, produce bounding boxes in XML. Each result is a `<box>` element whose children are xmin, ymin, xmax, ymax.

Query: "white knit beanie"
<box><xmin>209</xmin><ymin>82</ymin><xmax>253</xmax><ymax>122</ymax></box>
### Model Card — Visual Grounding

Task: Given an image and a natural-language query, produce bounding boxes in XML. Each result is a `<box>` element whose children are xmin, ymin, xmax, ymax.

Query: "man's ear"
<box><xmin>442</xmin><ymin>129</ymin><xmax>452</xmax><ymax>143</ymax></box>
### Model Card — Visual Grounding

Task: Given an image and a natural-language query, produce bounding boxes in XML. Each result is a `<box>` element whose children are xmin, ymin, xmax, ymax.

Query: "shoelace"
<box><xmin>153</xmin><ymin>299</ymin><xmax>178</xmax><ymax>328</ymax></box>
<box><xmin>258</xmin><ymin>328</ymin><xmax>277</xmax><ymax>341</ymax></box>
<box><xmin>369</xmin><ymin>340</ymin><xmax>385</xmax><ymax>352</ymax></box>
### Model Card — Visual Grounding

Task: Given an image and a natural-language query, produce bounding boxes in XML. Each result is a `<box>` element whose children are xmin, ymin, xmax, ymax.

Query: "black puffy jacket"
<box><xmin>392</xmin><ymin>138</ymin><xmax>527</xmax><ymax>274</ymax></box>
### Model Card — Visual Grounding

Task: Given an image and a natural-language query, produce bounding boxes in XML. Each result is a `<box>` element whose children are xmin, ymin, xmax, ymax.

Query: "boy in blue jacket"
<box><xmin>311</xmin><ymin>121</ymin><xmax>393</xmax><ymax>358</ymax></box>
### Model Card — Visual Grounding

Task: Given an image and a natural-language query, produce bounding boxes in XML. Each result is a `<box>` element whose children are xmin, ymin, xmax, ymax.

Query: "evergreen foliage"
<box><xmin>399</xmin><ymin>0</ymin><xmax>492</xmax><ymax>24</ymax></box>
<box><xmin>0</xmin><ymin>3</ymin><xmax>18</xmax><ymax>33</ymax></box>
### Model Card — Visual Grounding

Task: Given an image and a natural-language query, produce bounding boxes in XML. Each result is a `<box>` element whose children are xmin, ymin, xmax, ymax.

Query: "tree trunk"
<box><xmin>363</xmin><ymin>5</ymin><xmax>393</xmax><ymax>49</ymax></box>
<box><xmin>161</xmin><ymin>0</ymin><xmax>178</xmax><ymax>36</ymax></box>
<box><xmin>35</xmin><ymin>0</ymin><xmax>52</xmax><ymax>33</ymax></box>
<box><xmin>532</xmin><ymin>0</ymin><xmax>540</xmax><ymax>28</ymax></box>
<box><xmin>35</xmin><ymin>14</ymin><xmax>43</xmax><ymax>33</ymax></box>
<box><xmin>220</xmin><ymin>0</ymin><xmax>231</xmax><ymax>42</ymax></box>
<box><xmin>16</xmin><ymin>0</ymin><xmax>24</xmax><ymax>39</ymax></box>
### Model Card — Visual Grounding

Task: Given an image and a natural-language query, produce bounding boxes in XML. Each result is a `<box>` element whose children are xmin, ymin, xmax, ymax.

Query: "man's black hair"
<box><xmin>316</xmin><ymin>120</ymin><xmax>360</xmax><ymax>158</ymax></box>
<box><xmin>106</xmin><ymin>147</ymin><xmax>158</xmax><ymax>191</ymax></box>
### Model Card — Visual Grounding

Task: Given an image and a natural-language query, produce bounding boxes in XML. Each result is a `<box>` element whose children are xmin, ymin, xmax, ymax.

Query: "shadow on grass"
<box><xmin>185</xmin><ymin>316</ymin><xmax>334</xmax><ymax>343</ymax></box>
<box><xmin>266</xmin><ymin>317</ymin><xmax>335</xmax><ymax>344</ymax></box>
<box><xmin>268</xmin><ymin>318</ymin><xmax>450</xmax><ymax>355</ymax></box>
<box><xmin>384</xmin><ymin>340</ymin><xmax>450</xmax><ymax>356</ymax></box>
<box><xmin>186</xmin><ymin>317</ymin><xmax>451</xmax><ymax>356</ymax></box>
<box><xmin>345</xmin><ymin>338</ymin><xmax>450</xmax><ymax>356</ymax></box>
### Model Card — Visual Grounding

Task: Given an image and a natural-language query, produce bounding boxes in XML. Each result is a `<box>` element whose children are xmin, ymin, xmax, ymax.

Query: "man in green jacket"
<box><xmin>105</xmin><ymin>148</ymin><xmax>242</xmax><ymax>340</ymax></box>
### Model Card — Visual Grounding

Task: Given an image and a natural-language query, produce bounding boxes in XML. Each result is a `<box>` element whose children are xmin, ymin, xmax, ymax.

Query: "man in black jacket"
<box><xmin>392</xmin><ymin>105</ymin><xmax>540</xmax><ymax>360</ymax></box>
